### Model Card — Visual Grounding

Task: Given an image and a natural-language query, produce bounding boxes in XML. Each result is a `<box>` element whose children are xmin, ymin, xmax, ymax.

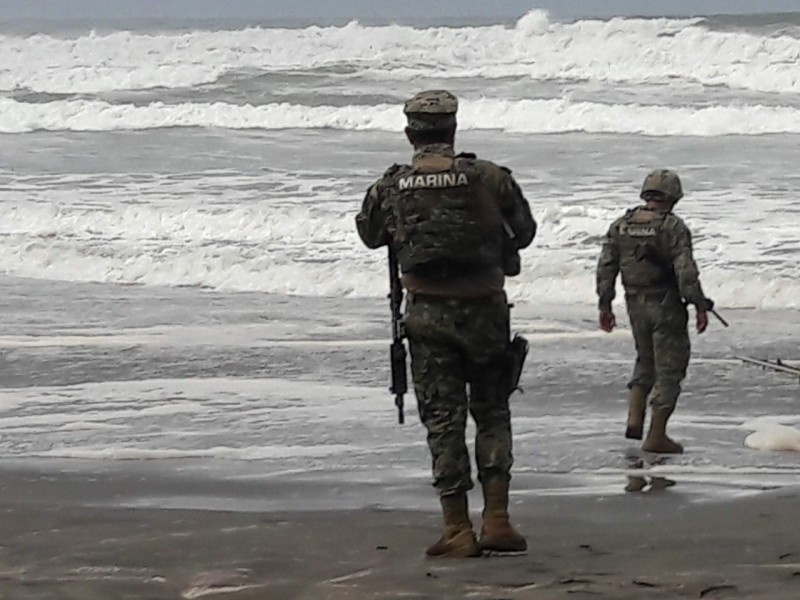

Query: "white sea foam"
<box><xmin>0</xmin><ymin>377</ymin><xmax>397</xmax><ymax>461</ymax></box>
<box><xmin>4</xmin><ymin>97</ymin><xmax>800</xmax><ymax>136</ymax></box>
<box><xmin>30</xmin><ymin>445</ymin><xmax>360</xmax><ymax>461</ymax></box>
<box><xmin>1</xmin><ymin>374</ymin><xmax>797</xmax><ymax>482</ymax></box>
<box><xmin>0</xmin><ymin>208</ymin><xmax>800</xmax><ymax>307</ymax></box>
<box><xmin>0</xmin><ymin>188</ymin><xmax>797</xmax><ymax>308</ymax></box>
<box><xmin>743</xmin><ymin>417</ymin><xmax>800</xmax><ymax>452</ymax></box>
<box><xmin>2</xmin><ymin>12</ymin><xmax>800</xmax><ymax>94</ymax></box>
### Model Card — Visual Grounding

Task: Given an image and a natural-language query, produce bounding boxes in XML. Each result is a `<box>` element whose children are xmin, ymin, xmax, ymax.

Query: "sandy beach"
<box><xmin>0</xmin><ymin>463</ymin><xmax>798</xmax><ymax>599</ymax></box>
<box><xmin>0</xmin><ymin>280</ymin><xmax>799</xmax><ymax>599</ymax></box>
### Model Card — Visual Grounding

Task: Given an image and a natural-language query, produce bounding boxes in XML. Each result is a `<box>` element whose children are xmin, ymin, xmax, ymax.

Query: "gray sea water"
<box><xmin>0</xmin><ymin>10</ymin><xmax>798</xmax><ymax>501</ymax></box>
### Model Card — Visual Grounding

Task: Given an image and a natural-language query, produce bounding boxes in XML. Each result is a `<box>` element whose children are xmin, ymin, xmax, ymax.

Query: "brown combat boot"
<box><xmin>625</xmin><ymin>386</ymin><xmax>648</xmax><ymax>440</ymax></box>
<box><xmin>478</xmin><ymin>479</ymin><xmax>527</xmax><ymax>554</ymax></box>
<box><xmin>642</xmin><ymin>407</ymin><xmax>684</xmax><ymax>453</ymax></box>
<box><xmin>425</xmin><ymin>493</ymin><xmax>480</xmax><ymax>558</ymax></box>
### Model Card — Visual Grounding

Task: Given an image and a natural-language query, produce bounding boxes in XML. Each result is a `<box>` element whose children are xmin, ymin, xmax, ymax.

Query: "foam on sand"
<box><xmin>744</xmin><ymin>418</ymin><xmax>800</xmax><ymax>452</ymax></box>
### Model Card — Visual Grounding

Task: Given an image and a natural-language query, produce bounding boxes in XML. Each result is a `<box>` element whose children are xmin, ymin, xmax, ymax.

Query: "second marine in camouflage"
<box><xmin>596</xmin><ymin>169</ymin><xmax>709</xmax><ymax>454</ymax></box>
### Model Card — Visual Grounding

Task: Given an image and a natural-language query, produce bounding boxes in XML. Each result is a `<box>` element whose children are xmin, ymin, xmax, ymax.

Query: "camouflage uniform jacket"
<box><xmin>356</xmin><ymin>143</ymin><xmax>536</xmax><ymax>297</ymax></box>
<box><xmin>596</xmin><ymin>206</ymin><xmax>706</xmax><ymax>311</ymax></box>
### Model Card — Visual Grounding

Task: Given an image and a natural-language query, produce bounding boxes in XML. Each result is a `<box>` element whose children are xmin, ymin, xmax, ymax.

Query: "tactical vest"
<box><xmin>617</xmin><ymin>207</ymin><xmax>676</xmax><ymax>289</ymax></box>
<box><xmin>388</xmin><ymin>155</ymin><xmax>504</xmax><ymax>278</ymax></box>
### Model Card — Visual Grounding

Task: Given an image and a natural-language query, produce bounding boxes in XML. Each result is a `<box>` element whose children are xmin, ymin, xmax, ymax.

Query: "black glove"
<box><xmin>703</xmin><ymin>298</ymin><xmax>715</xmax><ymax>311</ymax></box>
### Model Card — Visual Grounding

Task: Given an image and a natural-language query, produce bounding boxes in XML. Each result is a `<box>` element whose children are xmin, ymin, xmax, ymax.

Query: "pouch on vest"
<box><xmin>390</xmin><ymin>160</ymin><xmax>504</xmax><ymax>278</ymax></box>
<box><xmin>619</xmin><ymin>208</ymin><xmax>675</xmax><ymax>289</ymax></box>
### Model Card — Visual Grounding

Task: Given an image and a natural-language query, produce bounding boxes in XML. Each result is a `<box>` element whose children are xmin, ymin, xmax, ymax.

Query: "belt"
<box><xmin>624</xmin><ymin>286</ymin><xmax>671</xmax><ymax>298</ymax></box>
<box><xmin>408</xmin><ymin>291</ymin><xmax>506</xmax><ymax>304</ymax></box>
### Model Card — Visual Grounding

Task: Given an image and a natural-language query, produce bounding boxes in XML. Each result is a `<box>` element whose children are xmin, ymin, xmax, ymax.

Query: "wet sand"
<box><xmin>1</xmin><ymin>465</ymin><xmax>798</xmax><ymax>599</ymax></box>
<box><xmin>0</xmin><ymin>281</ymin><xmax>798</xmax><ymax>598</ymax></box>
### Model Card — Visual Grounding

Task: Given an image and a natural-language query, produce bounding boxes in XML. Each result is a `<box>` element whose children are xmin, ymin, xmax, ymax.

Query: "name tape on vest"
<box><xmin>627</xmin><ymin>226</ymin><xmax>657</xmax><ymax>237</ymax></box>
<box><xmin>398</xmin><ymin>173</ymin><xmax>469</xmax><ymax>191</ymax></box>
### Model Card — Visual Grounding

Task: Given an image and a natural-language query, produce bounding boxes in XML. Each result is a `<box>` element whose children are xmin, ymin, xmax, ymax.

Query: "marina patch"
<box><xmin>397</xmin><ymin>173</ymin><xmax>469</xmax><ymax>190</ymax></box>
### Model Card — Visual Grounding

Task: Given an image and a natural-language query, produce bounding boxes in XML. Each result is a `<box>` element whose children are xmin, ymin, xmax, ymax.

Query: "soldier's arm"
<box><xmin>355</xmin><ymin>179</ymin><xmax>392</xmax><ymax>249</ymax></box>
<box><xmin>596</xmin><ymin>222</ymin><xmax>621</xmax><ymax>311</ymax></box>
<box><xmin>667</xmin><ymin>217</ymin><xmax>706</xmax><ymax>307</ymax></box>
<box><xmin>496</xmin><ymin>166</ymin><xmax>536</xmax><ymax>249</ymax></box>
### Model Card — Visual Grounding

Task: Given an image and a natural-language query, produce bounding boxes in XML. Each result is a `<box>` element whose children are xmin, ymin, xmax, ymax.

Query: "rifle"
<box><xmin>388</xmin><ymin>247</ymin><xmax>407</xmax><ymax>424</ymax></box>
<box><xmin>508</xmin><ymin>334</ymin><xmax>529</xmax><ymax>393</ymax></box>
<box><xmin>736</xmin><ymin>356</ymin><xmax>800</xmax><ymax>380</ymax></box>
<box><xmin>703</xmin><ymin>298</ymin><xmax>729</xmax><ymax>328</ymax></box>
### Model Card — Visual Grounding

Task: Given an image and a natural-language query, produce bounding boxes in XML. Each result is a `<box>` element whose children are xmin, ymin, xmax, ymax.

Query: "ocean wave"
<box><xmin>1</xmin><ymin>11</ymin><xmax>800</xmax><ymax>94</ymax></box>
<box><xmin>3</xmin><ymin>96</ymin><xmax>800</xmax><ymax>136</ymax></box>
<box><xmin>2</xmin><ymin>234</ymin><xmax>797</xmax><ymax>309</ymax></box>
<box><xmin>0</xmin><ymin>198</ymin><xmax>796</xmax><ymax>309</ymax></box>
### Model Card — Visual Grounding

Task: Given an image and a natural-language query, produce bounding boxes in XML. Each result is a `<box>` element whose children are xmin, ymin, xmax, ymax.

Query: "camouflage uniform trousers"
<box><xmin>404</xmin><ymin>293</ymin><xmax>514</xmax><ymax>497</ymax></box>
<box><xmin>625</xmin><ymin>289</ymin><xmax>691</xmax><ymax>411</ymax></box>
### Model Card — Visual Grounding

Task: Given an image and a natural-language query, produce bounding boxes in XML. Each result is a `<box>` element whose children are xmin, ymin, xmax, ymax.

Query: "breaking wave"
<box><xmin>2</xmin><ymin>12</ymin><xmax>800</xmax><ymax>94</ymax></box>
<box><xmin>0</xmin><ymin>195</ymin><xmax>796</xmax><ymax>309</ymax></box>
<box><xmin>3</xmin><ymin>97</ymin><xmax>800</xmax><ymax>136</ymax></box>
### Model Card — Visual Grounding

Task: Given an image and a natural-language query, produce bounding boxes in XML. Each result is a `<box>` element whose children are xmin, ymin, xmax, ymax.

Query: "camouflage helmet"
<box><xmin>403</xmin><ymin>90</ymin><xmax>458</xmax><ymax>131</ymax></box>
<box><xmin>640</xmin><ymin>169</ymin><xmax>683</xmax><ymax>201</ymax></box>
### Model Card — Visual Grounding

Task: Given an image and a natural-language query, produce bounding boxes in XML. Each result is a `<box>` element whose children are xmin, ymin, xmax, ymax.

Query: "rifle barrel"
<box><xmin>388</xmin><ymin>247</ymin><xmax>407</xmax><ymax>425</ymax></box>
<box><xmin>736</xmin><ymin>356</ymin><xmax>800</xmax><ymax>376</ymax></box>
<box><xmin>711</xmin><ymin>308</ymin><xmax>729</xmax><ymax>328</ymax></box>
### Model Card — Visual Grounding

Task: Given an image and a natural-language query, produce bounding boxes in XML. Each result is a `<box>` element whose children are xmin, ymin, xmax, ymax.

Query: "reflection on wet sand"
<box><xmin>625</xmin><ymin>476</ymin><xmax>677</xmax><ymax>493</ymax></box>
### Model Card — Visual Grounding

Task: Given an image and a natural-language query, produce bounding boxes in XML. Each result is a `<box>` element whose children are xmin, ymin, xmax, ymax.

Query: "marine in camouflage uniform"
<box><xmin>356</xmin><ymin>90</ymin><xmax>536</xmax><ymax>557</ymax></box>
<box><xmin>596</xmin><ymin>169</ymin><xmax>709</xmax><ymax>454</ymax></box>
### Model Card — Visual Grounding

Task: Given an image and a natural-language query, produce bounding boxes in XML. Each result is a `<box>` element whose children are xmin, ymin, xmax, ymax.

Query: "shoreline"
<box><xmin>0</xmin><ymin>279</ymin><xmax>798</xmax><ymax>598</ymax></box>
<box><xmin>1</xmin><ymin>464</ymin><xmax>798</xmax><ymax>599</ymax></box>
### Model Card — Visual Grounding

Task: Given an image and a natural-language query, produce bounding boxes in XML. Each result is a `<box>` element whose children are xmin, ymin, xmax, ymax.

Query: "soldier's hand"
<box><xmin>696</xmin><ymin>310</ymin><xmax>708</xmax><ymax>334</ymax></box>
<box><xmin>599</xmin><ymin>310</ymin><xmax>616</xmax><ymax>332</ymax></box>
